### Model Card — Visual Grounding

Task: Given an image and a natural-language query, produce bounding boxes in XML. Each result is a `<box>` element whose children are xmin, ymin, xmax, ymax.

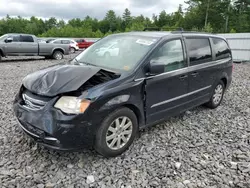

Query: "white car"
<box><xmin>96</xmin><ymin>42</ymin><xmax>119</xmax><ymax>57</ymax></box>
<box><xmin>50</xmin><ymin>39</ymin><xmax>79</xmax><ymax>53</ymax></box>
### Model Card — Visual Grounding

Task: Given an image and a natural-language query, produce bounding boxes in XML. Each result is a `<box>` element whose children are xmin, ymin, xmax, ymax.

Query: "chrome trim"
<box><xmin>134</xmin><ymin>78</ymin><xmax>145</xmax><ymax>82</ymax></box>
<box><xmin>134</xmin><ymin>58</ymin><xmax>231</xmax><ymax>81</ymax></box>
<box><xmin>146</xmin><ymin>67</ymin><xmax>189</xmax><ymax>80</ymax></box>
<box><xmin>151</xmin><ymin>85</ymin><xmax>211</xmax><ymax>108</ymax></box>
<box><xmin>22</xmin><ymin>94</ymin><xmax>46</xmax><ymax>110</ymax></box>
<box><xmin>22</xmin><ymin>94</ymin><xmax>47</xmax><ymax>105</ymax></box>
<box><xmin>44</xmin><ymin>137</ymin><xmax>58</xmax><ymax>141</ymax></box>
<box><xmin>17</xmin><ymin>119</ymin><xmax>40</xmax><ymax>138</ymax></box>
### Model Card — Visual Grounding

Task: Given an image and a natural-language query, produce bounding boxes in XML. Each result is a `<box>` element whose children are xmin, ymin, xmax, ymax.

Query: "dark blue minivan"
<box><xmin>13</xmin><ymin>31</ymin><xmax>233</xmax><ymax>157</ymax></box>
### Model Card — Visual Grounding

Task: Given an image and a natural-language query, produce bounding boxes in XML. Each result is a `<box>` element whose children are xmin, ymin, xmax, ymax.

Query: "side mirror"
<box><xmin>148</xmin><ymin>60</ymin><xmax>165</xmax><ymax>75</ymax></box>
<box><xmin>5</xmin><ymin>37</ymin><xmax>13</xmax><ymax>43</ymax></box>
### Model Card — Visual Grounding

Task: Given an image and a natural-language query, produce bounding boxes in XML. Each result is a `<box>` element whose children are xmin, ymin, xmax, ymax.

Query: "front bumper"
<box><xmin>13</xmin><ymin>90</ymin><xmax>103</xmax><ymax>151</ymax></box>
<box><xmin>16</xmin><ymin>118</ymin><xmax>73</xmax><ymax>151</ymax></box>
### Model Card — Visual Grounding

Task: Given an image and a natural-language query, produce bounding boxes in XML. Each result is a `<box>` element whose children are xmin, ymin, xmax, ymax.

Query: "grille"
<box><xmin>22</xmin><ymin>93</ymin><xmax>47</xmax><ymax>110</ymax></box>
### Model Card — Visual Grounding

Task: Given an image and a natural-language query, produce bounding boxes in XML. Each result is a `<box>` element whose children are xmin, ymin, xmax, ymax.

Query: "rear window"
<box><xmin>62</xmin><ymin>40</ymin><xmax>70</xmax><ymax>44</ymax></box>
<box><xmin>53</xmin><ymin>40</ymin><xmax>62</xmax><ymax>44</ymax></box>
<box><xmin>12</xmin><ymin>35</ymin><xmax>20</xmax><ymax>42</ymax></box>
<box><xmin>20</xmin><ymin>35</ymin><xmax>34</xmax><ymax>42</ymax></box>
<box><xmin>186</xmin><ymin>38</ymin><xmax>212</xmax><ymax>66</ymax></box>
<box><xmin>76</xmin><ymin>39</ymin><xmax>84</xmax><ymax>42</ymax></box>
<box><xmin>212</xmin><ymin>38</ymin><xmax>231</xmax><ymax>60</ymax></box>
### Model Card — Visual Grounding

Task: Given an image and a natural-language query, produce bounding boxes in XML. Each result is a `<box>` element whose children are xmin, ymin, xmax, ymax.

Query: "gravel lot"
<box><xmin>0</xmin><ymin>54</ymin><xmax>250</xmax><ymax>188</ymax></box>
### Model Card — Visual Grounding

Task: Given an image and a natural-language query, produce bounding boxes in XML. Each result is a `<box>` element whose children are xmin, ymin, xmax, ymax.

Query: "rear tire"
<box><xmin>95</xmin><ymin>107</ymin><xmax>138</xmax><ymax>157</ymax></box>
<box><xmin>0</xmin><ymin>55</ymin><xmax>2</xmax><ymax>62</ymax></box>
<box><xmin>205</xmin><ymin>80</ymin><xmax>225</xmax><ymax>109</ymax></box>
<box><xmin>52</xmin><ymin>51</ymin><xmax>63</xmax><ymax>60</ymax></box>
<box><xmin>70</xmin><ymin>47</ymin><xmax>76</xmax><ymax>53</ymax></box>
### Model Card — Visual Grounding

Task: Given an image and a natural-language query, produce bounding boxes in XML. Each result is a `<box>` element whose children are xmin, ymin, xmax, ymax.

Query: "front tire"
<box><xmin>52</xmin><ymin>51</ymin><xmax>63</xmax><ymax>60</ymax></box>
<box><xmin>205</xmin><ymin>80</ymin><xmax>225</xmax><ymax>109</ymax></box>
<box><xmin>95</xmin><ymin>107</ymin><xmax>138</xmax><ymax>157</ymax></box>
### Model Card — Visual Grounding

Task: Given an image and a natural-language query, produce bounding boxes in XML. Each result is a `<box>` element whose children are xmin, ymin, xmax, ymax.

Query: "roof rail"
<box><xmin>143</xmin><ymin>27</ymin><xmax>185</xmax><ymax>32</ymax></box>
<box><xmin>171</xmin><ymin>30</ymin><xmax>212</xmax><ymax>34</ymax></box>
<box><xmin>142</xmin><ymin>27</ymin><xmax>212</xmax><ymax>34</ymax></box>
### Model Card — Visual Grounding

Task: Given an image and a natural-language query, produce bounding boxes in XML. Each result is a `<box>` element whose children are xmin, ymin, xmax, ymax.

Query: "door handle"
<box><xmin>191</xmin><ymin>72</ymin><xmax>199</xmax><ymax>77</ymax></box>
<box><xmin>179</xmin><ymin>75</ymin><xmax>188</xmax><ymax>80</ymax></box>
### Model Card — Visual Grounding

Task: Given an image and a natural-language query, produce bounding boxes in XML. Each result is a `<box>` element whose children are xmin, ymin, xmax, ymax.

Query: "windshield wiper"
<box><xmin>79</xmin><ymin>61</ymin><xmax>97</xmax><ymax>67</ymax></box>
<box><xmin>70</xmin><ymin>58</ymin><xmax>80</xmax><ymax>65</ymax></box>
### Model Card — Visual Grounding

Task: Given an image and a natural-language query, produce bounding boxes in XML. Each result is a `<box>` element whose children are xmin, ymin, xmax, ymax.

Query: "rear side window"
<box><xmin>186</xmin><ymin>38</ymin><xmax>212</xmax><ymax>66</ymax></box>
<box><xmin>212</xmin><ymin>38</ymin><xmax>231</xmax><ymax>60</ymax></box>
<box><xmin>12</xmin><ymin>35</ymin><xmax>20</xmax><ymax>42</ymax></box>
<box><xmin>53</xmin><ymin>40</ymin><xmax>62</xmax><ymax>44</ymax></box>
<box><xmin>20</xmin><ymin>35</ymin><xmax>34</xmax><ymax>42</ymax></box>
<box><xmin>62</xmin><ymin>40</ymin><xmax>70</xmax><ymax>44</ymax></box>
<box><xmin>76</xmin><ymin>39</ymin><xmax>83</xmax><ymax>42</ymax></box>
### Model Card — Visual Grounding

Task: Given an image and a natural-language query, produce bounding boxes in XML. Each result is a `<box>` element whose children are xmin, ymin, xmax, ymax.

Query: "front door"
<box><xmin>5</xmin><ymin>34</ymin><xmax>21</xmax><ymax>55</ymax></box>
<box><xmin>145</xmin><ymin>38</ymin><xmax>189</xmax><ymax>124</ymax></box>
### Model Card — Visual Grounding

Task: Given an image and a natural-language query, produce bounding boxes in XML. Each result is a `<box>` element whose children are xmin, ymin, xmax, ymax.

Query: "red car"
<box><xmin>75</xmin><ymin>39</ymin><xmax>95</xmax><ymax>49</ymax></box>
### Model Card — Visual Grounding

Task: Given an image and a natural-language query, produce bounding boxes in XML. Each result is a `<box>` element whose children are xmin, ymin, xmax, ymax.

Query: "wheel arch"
<box><xmin>0</xmin><ymin>48</ymin><xmax>5</xmax><ymax>57</ymax></box>
<box><xmin>99</xmin><ymin>101</ymin><xmax>145</xmax><ymax>128</ymax></box>
<box><xmin>52</xmin><ymin>48</ymin><xmax>64</xmax><ymax>55</ymax></box>
<box><xmin>122</xmin><ymin>103</ymin><xmax>144</xmax><ymax>127</ymax></box>
<box><xmin>219</xmin><ymin>71</ymin><xmax>230</xmax><ymax>89</ymax></box>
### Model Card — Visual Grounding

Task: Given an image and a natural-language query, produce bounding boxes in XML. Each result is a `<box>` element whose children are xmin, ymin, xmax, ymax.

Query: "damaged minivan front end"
<box><xmin>13</xmin><ymin>33</ymin><xmax>159</xmax><ymax>156</ymax></box>
<box><xmin>13</xmin><ymin>64</ymin><xmax>121</xmax><ymax>150</ymax></box>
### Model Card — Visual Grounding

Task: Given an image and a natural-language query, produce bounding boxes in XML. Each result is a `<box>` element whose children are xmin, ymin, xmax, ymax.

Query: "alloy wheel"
<box><xmin>106</xmin><ymin>116</ymin><xmax>133</xmax><ymax>150</ymax></box>
<box><xmin>213</xmin><ymin>84</ymin><xmax>223</xmax><ymax>105</ymax></box>
<box><xmin>55</xmin><ymin>53</ymin><xmax>63</xmax><ymax>60</ymax></box>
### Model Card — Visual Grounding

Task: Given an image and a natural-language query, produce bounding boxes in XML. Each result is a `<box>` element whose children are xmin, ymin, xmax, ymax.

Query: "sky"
<box><xmin>0</xmin><ymin>0</ymin><xmax>186</xmax><ymax>20</ymax></box>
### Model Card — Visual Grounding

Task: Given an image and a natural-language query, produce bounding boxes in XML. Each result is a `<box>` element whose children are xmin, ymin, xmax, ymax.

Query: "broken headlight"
<box><xmin>54</xmin><ymin>96</ymin><xmax>90</xmax><ymax>114</ymax></box>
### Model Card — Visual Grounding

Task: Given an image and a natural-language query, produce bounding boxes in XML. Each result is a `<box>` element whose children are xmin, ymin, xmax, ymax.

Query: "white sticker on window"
<box><xmin>136</xmin><ymin>39</ymin><xmax>154</xmax><ymax>46</ymax></box>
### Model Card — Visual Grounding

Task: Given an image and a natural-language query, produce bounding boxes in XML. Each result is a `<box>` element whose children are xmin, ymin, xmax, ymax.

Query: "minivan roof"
<box><xmin>126</xmin><ymin>31</ymin><xmax>224</xmax><ymax>39</ymax></box>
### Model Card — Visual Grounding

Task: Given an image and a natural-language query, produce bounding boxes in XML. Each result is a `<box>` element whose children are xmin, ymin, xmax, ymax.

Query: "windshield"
<box><xmin>73</xmin><ymin>34</ymin><xmax>159</xmax><ymax>71</ymax></box>
<box><xmin>0</xmin><ymin>34</ymin><xmax>8</xmax><ymax>41</ymax></box>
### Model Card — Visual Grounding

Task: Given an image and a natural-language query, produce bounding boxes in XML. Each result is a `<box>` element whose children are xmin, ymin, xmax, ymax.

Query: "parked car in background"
<box><xmin>95</xmin><ymin>42</ymin><xmax>119</xmax><ymax>57</ymax></box>
<box><xmin>13</xmin><ymin>31</ymin><xmax>233</xmax><ymax>157</ymax></box>
<box><xmin>50</xmin><ymin>39</ymin><xmax>79</xmax><ymax>53</ymax></box>
<box><xmin>0</xmin><ymin>33</ymin><xmax>70</xmax><ymax>61</ymax></box>
<box><xmin>46</xmin><ymin>38</ymin><xmax>56</xmax><ymax>43</ymax></box>
<box><xmin>37</xmin><ymin>38</ymin><xmax>46</xmax><ymax>43</ymax></box>
<box><xmin>75</xmin><ymin>38</ymin><xmax>94</xmax><ymax>49</ymax></box>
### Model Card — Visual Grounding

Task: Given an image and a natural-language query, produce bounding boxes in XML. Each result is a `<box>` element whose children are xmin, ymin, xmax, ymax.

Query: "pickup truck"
<box><xmin>0</xmin><ymin>33</ymin><xmax>70</xmax><ymax>61</ymax></box>
<box><xmin>75</xmin><ymin>38</ymin><xmax>95</xmax><ymax>49</ymax></box>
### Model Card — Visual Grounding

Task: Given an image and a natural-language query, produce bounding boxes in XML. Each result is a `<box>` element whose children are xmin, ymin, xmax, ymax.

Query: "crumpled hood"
<box><xmin>22</xmin><ymin>65</ymin><xmax>101</xmax><ymax>97</ymax></box>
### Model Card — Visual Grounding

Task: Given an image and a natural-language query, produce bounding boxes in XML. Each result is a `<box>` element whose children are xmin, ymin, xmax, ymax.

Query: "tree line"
<box><xmin>0</xmin><ymin>0</ymin><xmax>249</xmax><ymax>38</ymax></box>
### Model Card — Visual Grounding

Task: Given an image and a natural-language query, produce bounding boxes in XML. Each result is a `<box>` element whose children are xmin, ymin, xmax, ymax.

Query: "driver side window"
<box><xmin>151</xmin><ymin>39</ymin><xmax>185</xmax><ymax>72</ymax></box>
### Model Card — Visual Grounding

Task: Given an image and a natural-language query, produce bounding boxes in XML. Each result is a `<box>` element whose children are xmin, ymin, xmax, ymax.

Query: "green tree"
<box><xmin>104</xmin><ymin>10</ymin><xmax>117</xmax><ymax>32</ymax></box>
<box><xmin>122</xmin><ymin>8</ymin><xmax>132</xmax><ymax>27</ymax></box>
